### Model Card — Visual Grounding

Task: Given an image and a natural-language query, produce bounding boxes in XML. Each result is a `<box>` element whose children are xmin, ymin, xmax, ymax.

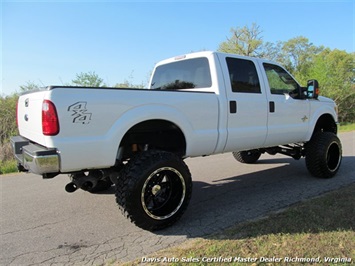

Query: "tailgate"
<box><xmin>17</xmin><ymin>90</ymin><xmax>47</xmax><ymax>146</ymax></box>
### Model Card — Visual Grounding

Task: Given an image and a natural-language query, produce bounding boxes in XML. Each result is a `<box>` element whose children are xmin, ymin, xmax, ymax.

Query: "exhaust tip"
<box><xmin>81</xmin><ymin>181</ymin><xmax>94</xmax><ymax>191</ymax></box>
<box><xmin>65</xmin><ymin>182</ymin><xmax>77</xmax><ymax>193</ymax></box>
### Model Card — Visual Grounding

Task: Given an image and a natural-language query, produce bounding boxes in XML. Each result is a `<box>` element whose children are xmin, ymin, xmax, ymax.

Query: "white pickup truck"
<box><xmin>12</xmin><ymin>51</ymin><xmax>342</xmax><ymax>231</ymax></box>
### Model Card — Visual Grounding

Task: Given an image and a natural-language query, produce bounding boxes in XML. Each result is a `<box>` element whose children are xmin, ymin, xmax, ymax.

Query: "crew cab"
<box><xmin>12</xmin><ymin>51</ymin><xmax>342</xmax><ymax>230</ymax></box>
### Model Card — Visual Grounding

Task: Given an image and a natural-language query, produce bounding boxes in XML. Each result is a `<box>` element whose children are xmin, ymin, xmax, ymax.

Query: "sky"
<box><xmin>1</xmin><ymin>0</ymin><xmax>354</xmax><ymax>96</ymax></box>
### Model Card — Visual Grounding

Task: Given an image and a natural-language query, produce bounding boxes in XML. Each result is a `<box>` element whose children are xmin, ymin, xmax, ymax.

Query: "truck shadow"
<box><xmin>156</xmin><ymin>156</ymin><xmax>354</xmax><ymax>239</ymax></box>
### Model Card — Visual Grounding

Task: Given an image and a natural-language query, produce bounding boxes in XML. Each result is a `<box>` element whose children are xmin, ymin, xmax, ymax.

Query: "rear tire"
<box><xmin>233</xmin><ymin>150</ymin><xmax>261</xmax><ymax>164</ymax></box>
<box><xmin>116</xmin><ymin>150</ymin><xmax>192</xmax><ymax>231</ymax></box>
<box><xmin>305</xmin><ymin>132</ymin><xmax>342</xmax><ymax>178</ymax></box>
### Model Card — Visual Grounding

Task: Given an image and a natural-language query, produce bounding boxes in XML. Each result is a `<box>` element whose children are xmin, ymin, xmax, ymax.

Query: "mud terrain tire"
<box><xmin>305</xmin><ymin>132</ymin><xmax>342</xmax><ymax>178</ymax></box>
<box><xmin>116</xmin><ymin>150</ymin><xmax>192</xmax><ymax>231</ymax></box>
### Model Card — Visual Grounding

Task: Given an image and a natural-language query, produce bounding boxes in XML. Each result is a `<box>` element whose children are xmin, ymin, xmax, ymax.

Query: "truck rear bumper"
<box><xmin>11</xmin><ymin>136</ymin><xmax>60</xmax><ymax>175</ymax></box>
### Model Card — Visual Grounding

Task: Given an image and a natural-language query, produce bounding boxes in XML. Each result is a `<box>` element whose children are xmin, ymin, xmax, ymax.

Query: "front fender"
<box><xmin>306</xmin><ymin>100</ymin><xmax>338</xmax><ymax>141</ymax></box>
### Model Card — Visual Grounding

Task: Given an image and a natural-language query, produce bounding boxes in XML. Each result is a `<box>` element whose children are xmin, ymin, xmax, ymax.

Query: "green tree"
<box><xmin>218</xmin><ymin>24</ymin><xmax>325</xmax><ymax>74</ymax></box>
<box><xmin>0</xmin><ymin>94</ymin><xmax>19</xmax><ymax>164</ymax></box>
<box><xmin>72</xmin><ymin>71</ymin><xmax>106</xmax><ymax>87</ymax></box>
<box><xmin>0</xmin><ymin>94</ymin><xmax>18</xmax><ymax>145</ymax></box>
<box><xmin>19</xmin><ymin>81</ymin><xmax>41</xmax><ymax>92</ymax></box>
<box><xmin>114</xmin><ymin>79</ymin><xmax>145</xmax><ymax>89</ymax></box>
<box><xmin>280</xmin><ymin>36</ymin><xmax>324</xmax><ymax>76</ymax></box>
<box><xmin>305</xmin><ymin>49</ymin><xmax>355</xmax><ymax>122</ymax></box>
<box><xmin>114</xmin><ymin>70</ymin><xmax>146</xmax><ymax>89</ymax></box>
<box><xmin>218</xmin><ymin>23</ymin><xmax>264</xmax><ymax>57</ymax></box>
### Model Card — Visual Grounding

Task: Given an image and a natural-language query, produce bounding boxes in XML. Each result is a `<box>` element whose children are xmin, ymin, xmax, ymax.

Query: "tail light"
<box><xmin>42</xmin><ymin>100</ymin><xmax>59</xmax><ymax>135</ymax></box>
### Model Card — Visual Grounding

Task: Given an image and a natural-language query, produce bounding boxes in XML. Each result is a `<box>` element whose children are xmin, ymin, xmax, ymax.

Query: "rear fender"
<box><xmin>107</xmin><ymin>105</ymin><xmax>194</xmax><ymax>159</ymax></box>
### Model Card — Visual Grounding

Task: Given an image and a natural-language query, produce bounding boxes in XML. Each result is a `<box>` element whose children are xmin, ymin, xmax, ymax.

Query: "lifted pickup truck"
<box><xmin>12</xmin><ymin>51</ymin><xmax>342</xmax><ymax>231</ymax></box>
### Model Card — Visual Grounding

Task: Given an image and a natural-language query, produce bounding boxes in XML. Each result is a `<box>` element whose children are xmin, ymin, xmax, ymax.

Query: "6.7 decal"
<box><xmin>67</xmin><ymin>102</ymin><xmax>92</xmax><ymax>124</ymax></box>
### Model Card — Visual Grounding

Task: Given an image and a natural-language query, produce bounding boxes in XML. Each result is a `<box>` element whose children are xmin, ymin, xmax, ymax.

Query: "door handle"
<box><xmin>269</xmin><ymin>101</ymin><xmax>275</xmax><ymax>113</ymax></box>
<box><xmin>230</xmin><ymin>101</ymin><xmax>237</xmax><ymax>114</ymax></box>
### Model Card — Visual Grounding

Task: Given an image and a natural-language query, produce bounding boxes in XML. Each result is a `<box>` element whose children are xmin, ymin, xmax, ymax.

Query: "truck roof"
<box><xmin>155</xmin><ymin>50</ymin><xmax>279</xmax><ymax>67</ymax></box>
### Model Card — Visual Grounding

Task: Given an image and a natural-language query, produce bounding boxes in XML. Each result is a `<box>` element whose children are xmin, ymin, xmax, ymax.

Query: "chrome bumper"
<box><xmin>11</xmin><ymin>136</ymin><xmax>60</xmax><ymax>175</ymax></box>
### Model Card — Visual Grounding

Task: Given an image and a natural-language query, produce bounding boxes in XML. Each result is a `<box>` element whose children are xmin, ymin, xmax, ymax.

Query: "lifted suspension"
<box><xmin>262</xmin><ymin>144</ymin><xmax>304</xmax><ymax>160</ymax></box>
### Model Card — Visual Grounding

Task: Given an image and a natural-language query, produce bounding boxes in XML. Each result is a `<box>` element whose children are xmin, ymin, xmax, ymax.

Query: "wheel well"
<box><xmin>120</xmin><ymin>120</ymin><xmax>186</xmax><ymax>158</ymax></box>
<box><xmin>313</xmin><ymin>114</ymin><xmax>337</xmax><ymax>136</ymax></box>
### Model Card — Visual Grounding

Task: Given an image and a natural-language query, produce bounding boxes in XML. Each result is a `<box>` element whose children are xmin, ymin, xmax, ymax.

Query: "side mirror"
<box><xmin>307</xmin><ymin>79</ymin><xmax>319</xmax><ymax>99</ymax></box>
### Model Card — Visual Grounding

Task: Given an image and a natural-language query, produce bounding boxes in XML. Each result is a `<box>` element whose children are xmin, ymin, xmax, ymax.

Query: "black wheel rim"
<box><xmin>141</xmin><ymin>167</ymin><xmax>186</xmax><ymax>220</ymax></box>
<box><xmin>327</xmin><ymin>141</ymin><xmax>341</xmax><ymax>172</ymax></box>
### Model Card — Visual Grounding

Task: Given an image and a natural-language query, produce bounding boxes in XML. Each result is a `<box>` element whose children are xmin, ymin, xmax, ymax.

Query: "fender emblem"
<box><xmin>301</xmin><ymin>115</ymin><xmax>308</xmax><ymax>122</ymax></box>
<box><xmin>68</xmin><ymin>102</ymin><xmax>92</xmax><ymax>124</ymax></box>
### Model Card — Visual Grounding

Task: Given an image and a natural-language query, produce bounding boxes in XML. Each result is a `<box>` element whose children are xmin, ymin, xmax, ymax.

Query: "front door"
<box><xmin>261</xmin><ymin>63</ymin><xmax>310</xmax><ymax>146</ymax></box>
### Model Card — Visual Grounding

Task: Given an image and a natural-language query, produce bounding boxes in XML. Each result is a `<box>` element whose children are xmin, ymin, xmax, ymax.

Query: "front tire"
<box><xmin>116</xmin><ymin>150</ymin><xmax>192</xmax><ymax>231</ymax></box>
<box><xmin>305</xmin><ymin>132</ymin><xmax>342</xmax><ymax>178</ymax></box>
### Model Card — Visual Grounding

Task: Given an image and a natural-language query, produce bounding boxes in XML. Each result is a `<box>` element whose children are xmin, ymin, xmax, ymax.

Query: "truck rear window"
<box><xmin>151</xmin><ymin>58</ymin><xmax>212</xmax><ymax>90</ymax></box>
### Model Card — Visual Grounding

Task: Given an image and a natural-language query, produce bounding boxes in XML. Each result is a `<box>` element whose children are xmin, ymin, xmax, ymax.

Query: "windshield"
<box><xmin>151</xmin><ymin>57</ymin><xmax>212</xmax><ymax>90</ymax></box>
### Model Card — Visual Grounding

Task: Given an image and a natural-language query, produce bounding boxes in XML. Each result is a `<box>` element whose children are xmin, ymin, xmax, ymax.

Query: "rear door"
<box><xmin>217</xmin><ymin>54</ymin><xmax>268</xmax><ymax>152</ymax></box>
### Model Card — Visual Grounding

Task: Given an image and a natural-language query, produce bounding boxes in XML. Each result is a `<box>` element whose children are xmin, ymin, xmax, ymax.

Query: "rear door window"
<box><xmin>226</xmin><ymin>57</ymin><xmax>261</xmax><ymax>93</ymax></box>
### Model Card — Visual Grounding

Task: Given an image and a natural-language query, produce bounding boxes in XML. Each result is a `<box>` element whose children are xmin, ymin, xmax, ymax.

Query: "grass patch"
<box><xmin>339</xmin><ymin>122</ymin><xmax>355</xmax><ymax>132</ymax></box>
<box><xmin>0</xmin><ymin>159</ymin><xmax>18</xmax><ymax>175</ymax></box>
<box><xmin>121</xmin><ymin>184</ymin><xmax>355</xmax><ymax>265</ymax></box>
